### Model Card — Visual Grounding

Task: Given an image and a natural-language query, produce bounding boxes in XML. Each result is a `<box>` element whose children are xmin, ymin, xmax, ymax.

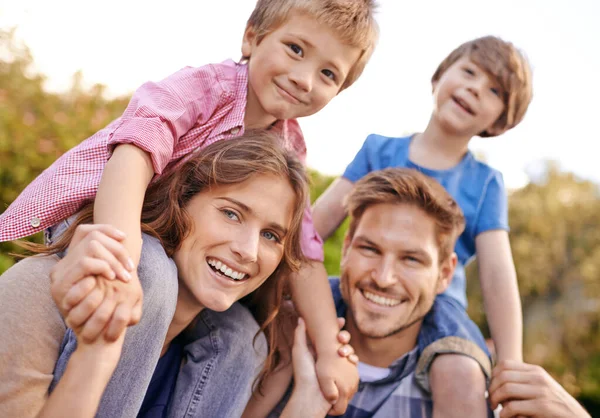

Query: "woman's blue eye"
<box><xmin>262</xmin><ymin>231</ymin><xmax>280</xmax><ymax>242</ymax></box>
<box><xmin>222</xmin><ymin>209</ymin><xmax>239</xmax><ymax>221</ymax></box>
<box><xmin>288</xmin><ymin>43</ymin><xmax>303</xmax><ymax>56</ymax></box>
<box><xmin>322</xmin><ymin>69</ymin><xmax>336</xmax><ymax>81</ymax></box>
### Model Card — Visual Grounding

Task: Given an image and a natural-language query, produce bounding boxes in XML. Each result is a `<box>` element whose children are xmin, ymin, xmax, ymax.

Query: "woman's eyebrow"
<box><xmin>217</xmin><ymin>197</ymin><xmax>289</xmax><ymax>237</ymax></box>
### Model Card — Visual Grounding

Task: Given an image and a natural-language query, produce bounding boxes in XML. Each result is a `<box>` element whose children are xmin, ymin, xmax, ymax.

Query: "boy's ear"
<box><xmin>241</xmin><ymin>24</ymin><xmax>258</xmax><ymax>58</ymax></box>
<box><xmin>483</xmin><ymin>123</ymin><xmax>505</xmax><ymax>137</ymax></box>
<box><xmin>436</xmin><ymin>252</ymin><xmax>457</xmax><ymax>295</ymax></box>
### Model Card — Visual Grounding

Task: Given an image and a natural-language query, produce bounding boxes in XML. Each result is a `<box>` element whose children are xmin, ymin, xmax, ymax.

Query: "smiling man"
<box><xmin>325</xmin><ymin>167</ymin><xmax>468</xmax><ymax>417</ymax></box>
<box><xmin>269</xmin><ymin>167</ymin><xmax>477</xmax><ymax>418</ymax></box>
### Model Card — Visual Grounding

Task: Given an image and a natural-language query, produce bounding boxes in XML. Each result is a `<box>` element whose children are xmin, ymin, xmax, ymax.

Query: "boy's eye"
<box><xmin>463</xmin><ymin>67</ymin><xmax>475</xmax><ymax>76</ymax></box>
<box><xmin>322</xmin><ymin>69</ymin><xmax>336</xmax><ymax>81</ymax></box>
<box><xmin>262</xmin><ymin>230</ymin><xmax>281</xmax><ymax>243</ymax></box>
<box><xmin>221</xmin><ymin>209</ymin><xmax>239</xmax><ymax>221</ymax></box>
<box><xmin>288</xmin><ymin>43</ymin><xmax>303</xmax><ymax>57</ymax></box>
<box><xmin>490</xmin><ymin>87</ymin><xmax>500</xmax><ymax>97</ymax></box>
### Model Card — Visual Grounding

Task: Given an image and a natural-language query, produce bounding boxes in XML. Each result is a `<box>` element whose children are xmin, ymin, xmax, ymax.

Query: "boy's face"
<box><xmin>432</xmin><ymin>57</ymin><xmax>505</xmax><ymax>137</ymax></box>
<box><xmin>242</xmin><ymin>13</ymin><xmax>361</xmax><ymax>127</ymax></box>
<box><xmin>339</xmin><ymin>203</ymin><xmax>454</xmax><ymax>341</ymax></box>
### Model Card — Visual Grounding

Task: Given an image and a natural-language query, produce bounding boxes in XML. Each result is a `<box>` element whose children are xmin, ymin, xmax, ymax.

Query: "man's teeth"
<box><xmin>207</xmin><ymin>259</ymin><xmax>246</xmax><ymax>281</ymax></box>
<box><xmin>363</xmin><ymin>290</ymin><xmax>401</xmax><ymax>307</ymax></box>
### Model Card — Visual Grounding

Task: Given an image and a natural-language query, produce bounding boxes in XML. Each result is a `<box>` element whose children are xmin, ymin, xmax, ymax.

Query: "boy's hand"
<box><xmin>50</xmin><ymin>224</ymin><xmax>142</xmax><ymax>343</ymax></box>
<box><xmin>315</xmin><ymin>342</ymin><xmax>359</xmax><ymax>415</ymax></box>
<box><xmin>65</xmin><ymin>272</ymin><xmax>143</xmax><ymax>343</ymax></box>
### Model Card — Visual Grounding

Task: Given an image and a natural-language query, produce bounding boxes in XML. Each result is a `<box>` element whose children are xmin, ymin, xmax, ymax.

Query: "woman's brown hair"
<box><xmin>28</xmin><ymin>130</ymin><xmax>309</xmax><ymax>391</ymax></box>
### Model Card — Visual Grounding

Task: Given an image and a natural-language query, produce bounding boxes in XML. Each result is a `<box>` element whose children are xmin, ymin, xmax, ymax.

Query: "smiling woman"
<box><xmin>0</xmin><ymin>132</ymin><xmax>309</xmax><ymax>418</ymax></box>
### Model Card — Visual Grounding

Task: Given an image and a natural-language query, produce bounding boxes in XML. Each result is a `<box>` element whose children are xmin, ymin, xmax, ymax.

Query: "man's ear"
<box><xmin>436</xmin><ymin>252</ymin><xmax>457</xmax><ymax>295</ymax></box>
<box><xmin>341</xmin><ymin>233</ymin><xmax>352</xmax><ymax>262</ymax></box>
<box><xmin>241</xmin><ymin>24</ymin><xmax>258</xmax><ymax>58</ymax></box>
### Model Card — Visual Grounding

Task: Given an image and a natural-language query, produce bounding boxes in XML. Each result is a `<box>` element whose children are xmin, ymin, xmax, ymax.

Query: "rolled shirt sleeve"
<box><xmin>107</xmin><ymin>66</ymin><xmax>225</xmax><ymax>175</ymax></box>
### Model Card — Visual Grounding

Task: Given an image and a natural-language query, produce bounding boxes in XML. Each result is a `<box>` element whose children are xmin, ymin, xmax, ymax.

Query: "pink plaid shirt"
<box><xmin>0</xmin><ymin>60</ymin><xmax>324</xmax><ymax>261</ymax></box>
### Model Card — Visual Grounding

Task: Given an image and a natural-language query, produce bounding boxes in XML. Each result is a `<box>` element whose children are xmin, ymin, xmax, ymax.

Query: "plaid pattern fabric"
<box><xmin>0</xmin><ymin>60</ymin><xmax>322</xmax><ymax>260</ymax></box>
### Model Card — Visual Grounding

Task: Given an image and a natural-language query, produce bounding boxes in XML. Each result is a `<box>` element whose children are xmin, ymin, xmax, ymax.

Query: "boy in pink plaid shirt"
<box><xmin>0</xmin><ymin>0</ymin><xmax>378</xmax><ymax>415</ymax></box>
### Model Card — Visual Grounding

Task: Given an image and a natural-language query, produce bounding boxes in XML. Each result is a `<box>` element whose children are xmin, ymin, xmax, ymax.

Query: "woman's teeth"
<box><xmin>207</xmin><ymin>259</ymin><xmax>247</xmax><ymax>281</ymax></box>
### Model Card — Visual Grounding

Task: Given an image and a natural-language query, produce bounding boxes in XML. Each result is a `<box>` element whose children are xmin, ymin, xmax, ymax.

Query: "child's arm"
<box><xmin>476</xmin><ymin>230</ymin><xmax>523</xmax><ymax>362</ymax></box>
<box><xmin>91</xmin><ymin>143</ymin><xmax>154</xmax><ymax>340</ymax></box>
<box><xmin>312</xmin><ymin>177</ymin><xmax>354</xmax><ymax>241</ymax></box>
<box><xmin>289</xmin><ymin>261</ymin><xmax>359</xmax><ymax>416</ymax></box>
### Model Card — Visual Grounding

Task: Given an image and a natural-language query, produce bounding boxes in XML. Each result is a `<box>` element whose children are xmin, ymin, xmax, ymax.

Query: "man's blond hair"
<box><xmin>247</xmin><ymin>0</ymin><xmax>379</xmax><ymax>91</ymax></box>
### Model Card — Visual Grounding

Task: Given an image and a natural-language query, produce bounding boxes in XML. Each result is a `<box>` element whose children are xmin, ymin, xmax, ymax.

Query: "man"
<box><xmin>271</xmin><ymin>167</ymin><xmax>591</xmax><ymax>418</ymax></box>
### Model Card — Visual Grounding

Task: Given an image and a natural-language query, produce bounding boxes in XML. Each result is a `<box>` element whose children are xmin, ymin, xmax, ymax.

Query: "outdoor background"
<box><xmin>1</xmin><ymin>0</ymin><xmax>599</xmax><ymax>412</ymax></box>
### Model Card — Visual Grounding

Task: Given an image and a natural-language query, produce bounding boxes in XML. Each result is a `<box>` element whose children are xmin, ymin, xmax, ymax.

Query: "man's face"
<box><xmin>340</xmin><ymin>203</ymin><xmax>455</xmax><ymax>339</ymax></box>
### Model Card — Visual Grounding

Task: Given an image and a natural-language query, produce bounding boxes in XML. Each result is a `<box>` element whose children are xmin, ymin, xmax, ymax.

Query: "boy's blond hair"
<box><xmin>432</xmin><ymin>36</ymin><xmax>533</xmax><ymax>137</ymax></box>
<box><xmin>247</xmin><ymin>0</ymin><xmax>379</xmax><ymax>91</ymax></box>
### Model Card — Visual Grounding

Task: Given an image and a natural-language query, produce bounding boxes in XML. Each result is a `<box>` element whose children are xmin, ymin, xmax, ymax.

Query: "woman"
<box><xmin>0</xmin><ymin>132</ymin><xmax>312</xmax><ymax>417</ymax></box>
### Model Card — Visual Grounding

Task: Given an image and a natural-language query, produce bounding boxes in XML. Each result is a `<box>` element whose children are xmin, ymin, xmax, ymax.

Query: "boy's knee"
<box><xmin>430</xmin><ymin>354</ymin><xmax>486</xmax><ymax>392</ymax></box>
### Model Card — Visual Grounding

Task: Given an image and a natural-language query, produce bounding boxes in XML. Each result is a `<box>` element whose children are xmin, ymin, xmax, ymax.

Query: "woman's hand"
<box><xmin>49</xmin><ymin>224</ymin><xmax>141</xmax><ymax>343</ymax></box>
<box><xmin>489</xmin><ymin>360</ymin><xmax>591</xmax><ymax>418</ymax></box>
<box><xmin>280</xmin><ymin>318</ymin><xmax>332</xmax><ymax>418</ymax></box>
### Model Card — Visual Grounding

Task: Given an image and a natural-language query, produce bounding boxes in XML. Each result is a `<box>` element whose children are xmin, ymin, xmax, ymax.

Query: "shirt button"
<box><xmin>230</xmin><ymin>127</ymin><xmax>240</xmax><ymax>135</ymax></box>
<box><xmin>31</xmin><ymin>217</ymin><xmax>41</xmax><ymax>228</ymax></box>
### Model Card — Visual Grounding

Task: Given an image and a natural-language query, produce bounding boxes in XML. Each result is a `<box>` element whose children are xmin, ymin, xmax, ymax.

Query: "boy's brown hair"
<box><xmin>345</xmin><ymin>168</ymin><xmax>465</xmax><ymax>262</ymax></box>
<box><xmin>432</xmin><ymin>36</ymin><xmax>533</xmax><ymax>137</ymax></box>
<box><xmin>247</xmin><ymin>0</ymin><xmax>379</xmax><ymax>91</ymax></box>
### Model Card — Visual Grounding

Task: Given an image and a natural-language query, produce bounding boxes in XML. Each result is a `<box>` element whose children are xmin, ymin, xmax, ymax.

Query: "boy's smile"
<box><xmin>432</xmin><ymin>57</ymin><xmax>505</xmax><ymax>137</ymax></box>
<box><xmin>242</xmin><ymin>13</ymin><xmax>362</xmax><ymax>129</ymax></box>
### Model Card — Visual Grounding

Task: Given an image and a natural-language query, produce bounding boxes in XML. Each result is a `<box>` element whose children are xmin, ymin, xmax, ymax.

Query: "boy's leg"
<box><xmin>51</xmin><ymin>234</ymin><xmax>178</xmax><ymax>417</ymax></box>
<box><xmin>169</xmin><ymin>302</ymin><xmax>268</xmax><ymax>418</ymax></box>
<box><xmin>416</xmin><ymin>294</ymin><xmax>493</xmax><ymax>418</ymax></box>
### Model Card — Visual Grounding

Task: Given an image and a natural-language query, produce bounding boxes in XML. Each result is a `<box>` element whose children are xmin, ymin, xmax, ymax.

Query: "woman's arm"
<box><xmin>37</xmin><ymin>334</ymin><xmax>125</xmax><ymax>418</ymax></box>
<box><xmin>0</xmin><ymin>256</ymin><xmax>66</xmax><ymax>418</ymax></box>
<box><xmin>280</xmin><ymin>319</ymin><xmax>332</xmax><ymax>418</ymax></box>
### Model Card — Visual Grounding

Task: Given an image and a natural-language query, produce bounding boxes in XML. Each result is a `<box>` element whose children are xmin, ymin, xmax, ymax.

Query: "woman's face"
<box><xmin>173</xmin><ymin>173</ymin><xmax>296</xmax><ymax>313</ymax></box>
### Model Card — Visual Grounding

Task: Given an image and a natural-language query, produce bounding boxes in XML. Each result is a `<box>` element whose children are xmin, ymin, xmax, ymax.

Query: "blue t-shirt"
<box><xmin>343</xmin><ymin>134</ymin><xmax>509</xmax><ymax>308</ymax></box>
<box><xmin>138</xmin><ymin>340</ymin><xmax>183</xmax><ymax>418</ymax></box>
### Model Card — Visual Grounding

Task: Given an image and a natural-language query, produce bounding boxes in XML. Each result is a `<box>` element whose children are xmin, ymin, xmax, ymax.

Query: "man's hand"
<box><xmin>489</xmin><ymin>360</ymin><xmax>591</xmax><ymax>418</ymax></box>
<box><xmin>50</xmin><ymin>224</ymin><xmax>142</xmax><ymax>343</ymax></box>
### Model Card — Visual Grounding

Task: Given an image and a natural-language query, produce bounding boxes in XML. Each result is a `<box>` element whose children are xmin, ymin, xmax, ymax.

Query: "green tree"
<box><xmin>0</xmin><ymin>29</ymin><xmax>128</xmax><ymax>270</ymax></box>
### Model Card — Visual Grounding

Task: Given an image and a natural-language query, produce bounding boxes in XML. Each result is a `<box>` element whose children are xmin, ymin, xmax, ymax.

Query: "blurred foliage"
<box><xmin>0</xmin><ymin>28</ymin><xmax>598</xmax><ymax>408</ymax></box>
<box><xmin>0</xmin><ymin>29</ymin><xmax>129</xmax><ymax>265</ymax></box>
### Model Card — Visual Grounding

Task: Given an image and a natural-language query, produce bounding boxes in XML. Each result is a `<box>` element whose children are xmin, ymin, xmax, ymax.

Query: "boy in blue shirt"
<box><xmin>313</xmin><ymin>36</ymin><xmax>533</xmax><ymax>416</ymax></box>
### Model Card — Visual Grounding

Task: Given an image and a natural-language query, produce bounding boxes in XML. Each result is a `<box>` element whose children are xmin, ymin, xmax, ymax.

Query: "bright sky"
<box><xmin>2</xmin><ymin>0</ymin><xmax>599</xmax><ymax>189</ymax></box>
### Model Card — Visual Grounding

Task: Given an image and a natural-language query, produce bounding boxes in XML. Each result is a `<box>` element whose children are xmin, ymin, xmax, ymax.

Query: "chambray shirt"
<box><xmin>0</xmin><ymin>60</ymin><xmax>324</xmax><ymax>261</ymax></box>
<box><xmin>343</xmin><ymin>134</ymin><xmax>509</xmax><ymax>308</ymax></box>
